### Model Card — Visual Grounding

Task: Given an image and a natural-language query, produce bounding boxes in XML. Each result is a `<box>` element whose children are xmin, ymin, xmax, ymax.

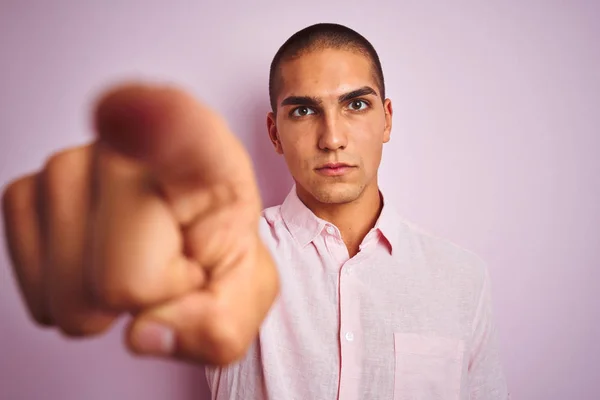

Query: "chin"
<box><xmin>310</xmin><ymin>181</ymin><xmax>365</xmax><ymax>204</ymax></box>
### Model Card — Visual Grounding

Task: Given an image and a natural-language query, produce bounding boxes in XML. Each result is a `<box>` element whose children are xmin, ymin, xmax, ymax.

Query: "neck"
<box><xmin>297</xmin><ymin>183</ymin><xmax>383</xmax><ymax>258</ymax></box>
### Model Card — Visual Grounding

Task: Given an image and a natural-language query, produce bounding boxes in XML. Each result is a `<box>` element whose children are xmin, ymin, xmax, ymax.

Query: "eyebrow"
<box><xmin>338</xmin><ymin>86</ymin><xmax>378</xmax><ymax>103</ymax></box>
<box><xmin>280</xmin><ymin>95</ymin><xmax>322</xmax><ymax>107</ymax></box>
<box><xmin>280</xmin><ymin>86</ymin><xmax>378</xmax><ymax>108</ymax></box>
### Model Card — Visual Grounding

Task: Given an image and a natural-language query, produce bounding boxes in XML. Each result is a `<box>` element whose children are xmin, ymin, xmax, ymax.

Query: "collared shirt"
<box><xmin>205</xmin><ymin>186</ymin><xmax>509</xmax><ymax>399</ymax></box>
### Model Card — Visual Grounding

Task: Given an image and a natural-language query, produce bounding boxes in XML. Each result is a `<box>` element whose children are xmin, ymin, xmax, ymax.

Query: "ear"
<box><xmin>267</xmin><ymin>112</ymin><xmax>284</xmax><ymax>154</ymax></box>
<box><xmin>382</xmin><ymin>98</ymin><xmax>393</xmax><ymax>143</ymax></box>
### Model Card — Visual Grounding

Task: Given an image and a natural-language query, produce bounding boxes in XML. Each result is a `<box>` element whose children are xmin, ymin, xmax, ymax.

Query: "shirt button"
<box><xmin>345</xmin><ymin>267</ymin><xmax>352</xmax><ymax>275</ymax></box>
<box><xmin>326</xmin><ymin>226</ymin><xmax>335</xmax><ymax>235</ymax></box>
<box><xmin>345</xmin><ymin>332</ymin><xmax>354</xmax><ymax>342</ymax></box>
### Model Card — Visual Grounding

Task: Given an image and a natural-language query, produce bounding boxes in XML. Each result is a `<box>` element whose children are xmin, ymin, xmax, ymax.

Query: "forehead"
<box><xmin>277</xmin><ymin>48</ymin><xmax>378</xmax><ymax>100</ymax></box>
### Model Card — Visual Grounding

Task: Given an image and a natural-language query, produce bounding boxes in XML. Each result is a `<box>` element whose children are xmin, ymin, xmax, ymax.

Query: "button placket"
<box><xmin>338</xmin><ymin>260</ymin><xmax>361</xmax><ymax>399</ymax></box>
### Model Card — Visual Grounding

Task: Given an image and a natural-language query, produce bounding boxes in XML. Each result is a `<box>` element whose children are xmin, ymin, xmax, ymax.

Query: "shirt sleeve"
<box><xmin>468</xmin><ymin>267</ymin><xmax>511</xmax><ymax>399</ymax></box>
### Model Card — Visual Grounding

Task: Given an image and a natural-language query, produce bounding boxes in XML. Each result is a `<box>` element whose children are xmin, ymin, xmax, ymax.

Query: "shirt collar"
<box><xmin>280</xmin><ymin>185</ymin><xmax>326</xmax><ymax>247</ymax></box>
<box><xmin>280</xmin><ymin>185</ymin><xmax>399</xmax><ymax>254</ymax></box>
<box><xmin>372</xmin><ymin>190</ymin><xmax>400</xmax><ymax>255</ymax></box>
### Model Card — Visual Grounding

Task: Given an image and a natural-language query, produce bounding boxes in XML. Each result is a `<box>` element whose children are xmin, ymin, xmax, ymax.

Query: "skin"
<box><xmin>267</xmin><ymin>47</ymin><xmax>393</xmax><ymax>257</ymax></box>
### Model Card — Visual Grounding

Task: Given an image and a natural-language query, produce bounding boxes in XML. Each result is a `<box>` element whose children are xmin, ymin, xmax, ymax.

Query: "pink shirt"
<box><xmin>205</xmin><ymin>186</ymin><xmax>509</xmax><ymax>399</ymax></box>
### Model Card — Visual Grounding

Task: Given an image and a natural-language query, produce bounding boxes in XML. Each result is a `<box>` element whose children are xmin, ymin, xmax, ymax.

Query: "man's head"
<box><xmin>269</xmin><ymin>23</ymin><xmax>386</xmax><ymax>113</ymax></box>
<box><xmin>267</xmin><ymin>23</ymin><xmax>392</xmax><ymax>207</ymax></box>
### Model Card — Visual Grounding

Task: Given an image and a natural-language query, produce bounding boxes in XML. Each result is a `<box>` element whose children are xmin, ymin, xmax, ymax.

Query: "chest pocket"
<box><xmin>393</xmin><ymin>333</ymin><xmax>465</xmax><ymax>400</ymax></box>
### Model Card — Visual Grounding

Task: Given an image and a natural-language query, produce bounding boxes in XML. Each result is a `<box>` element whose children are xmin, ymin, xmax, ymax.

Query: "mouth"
<box><xmin>315</xmin><ymin>162</ymin><xmax>356</xmax><ymax>177</ymax></box>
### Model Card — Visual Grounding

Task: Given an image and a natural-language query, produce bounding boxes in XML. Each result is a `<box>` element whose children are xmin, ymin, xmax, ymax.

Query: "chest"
<box><xmin>253</xmin><ymin>243</ymin><xmax>471</xmax><ymax>399</ymax></box>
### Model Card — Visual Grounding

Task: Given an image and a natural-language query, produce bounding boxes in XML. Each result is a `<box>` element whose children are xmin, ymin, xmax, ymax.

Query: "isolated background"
<box><xmin>1</xmin><ymin>1</ymin><xmax>598</xmax><ymax>399</ymax></box>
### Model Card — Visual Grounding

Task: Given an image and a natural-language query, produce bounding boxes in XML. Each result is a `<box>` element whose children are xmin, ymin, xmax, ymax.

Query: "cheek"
<box><xmin>351</xmin><ymin>124</ymin><xmax>385</xmax><ymax>169</ymax></box>
<box><xmin>352</xmin><ymin>121</ymin><xmax>385</xmax><ymax>148</ymax></box>
<box><xmin>279</xmin><ymin>132</ymin><xmax>312</xmax><ymax>172</ymax></box>
<box><xmin>279</xmin><ymin>122</ymin><xmax>316</xmax><ymax>160</ymax></box>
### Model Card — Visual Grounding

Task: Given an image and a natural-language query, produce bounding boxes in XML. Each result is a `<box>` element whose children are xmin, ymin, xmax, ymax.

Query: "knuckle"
<box><xmin>56</xmin><ymin>318</ymin><xmax>109</xmax><ymax>338</ymax></box>
<box><xmin>42</xmin><ymin>148</ymin><xmax>86</xmax><ymax>191</ymax></box>
<box><xmin>57</xmin><ymin>324</ymin><xmax>91</xmax><ymax>338</ymax></box>
<box><xmin>44</xmin><ymin>147</ymin><xmax>82</xmax><ymax>172</ymax></box>
<box><xmin>49</xmin><ymin>299</ymin><xmax>115</xmax><ymax>337</ymax></box>
<box><xmin>2</xmin><ymin>175</ymin><xmax>34</xmax><ymax>214</ymax></box>
<box><xmin>94</xmin><ymin>144</ymin><xmax>144</xmax><ymax>181</ymax></box>
<box><xmin>30</xmin><ymin>310</ymin><xmax>54</xmax><ymax>328</ymax></box>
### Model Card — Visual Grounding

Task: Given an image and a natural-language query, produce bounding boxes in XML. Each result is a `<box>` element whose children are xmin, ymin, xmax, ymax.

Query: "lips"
<box><xmin>315</xmin><ymin>162</ymin><xmax>355</xmax><ymax>177</ymax></box>
<box><xmin>318</xmin><ymin>162</ymin><xmax>351</xmax><ymax>169</ymax></box>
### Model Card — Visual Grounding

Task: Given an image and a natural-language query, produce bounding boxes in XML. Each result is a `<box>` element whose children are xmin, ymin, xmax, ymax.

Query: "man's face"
<box><xmin>267</xmin><ymin>48</ymin><xmax>392</xmax><ymax>205</ymax></box>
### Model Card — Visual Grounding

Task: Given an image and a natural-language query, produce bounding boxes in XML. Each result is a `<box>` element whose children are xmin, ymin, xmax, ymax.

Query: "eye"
<box><xmin>348</xmin><ymin>99</ymin><xmax>369</xmax><ymax>111</ymax></box>
<box><xmin>291</xmin><ymin>106</ymin><xmax>316</xmax><ymax>117</ymax></box>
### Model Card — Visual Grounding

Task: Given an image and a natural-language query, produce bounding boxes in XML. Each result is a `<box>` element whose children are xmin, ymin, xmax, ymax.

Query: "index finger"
<box><xmin>94</xmin><ymin>84</ymin><xmax>255</xmax><ymax>192</ymax></box>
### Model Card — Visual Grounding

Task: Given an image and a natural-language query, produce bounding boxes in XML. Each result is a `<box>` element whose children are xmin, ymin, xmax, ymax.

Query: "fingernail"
<box><xmin>133</xmin><ymin>321</ymin><xmax>175</xmax><ymax>355</ymax></box>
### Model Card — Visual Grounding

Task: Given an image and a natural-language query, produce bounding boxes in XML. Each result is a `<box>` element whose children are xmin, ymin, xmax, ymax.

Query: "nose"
<box><xmin>317</xmin><ymin>113</ymin><xmax>348</xmax><ymax>151</ymax></box>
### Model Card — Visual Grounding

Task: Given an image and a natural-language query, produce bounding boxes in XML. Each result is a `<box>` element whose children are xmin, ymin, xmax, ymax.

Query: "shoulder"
<box><xmin>259</xmin><ymin>205</ymin><xmax>286</xmax><ymax>241</ymax></box>
<box><xmin>260</xmin><ymin>204</ymin><xmax>284</xmax><ymax>227</ymax></box>
<box><xmin>257</xmin><ymin>205</ymin><xmax>292</xmax><ymax>259</ymax></box>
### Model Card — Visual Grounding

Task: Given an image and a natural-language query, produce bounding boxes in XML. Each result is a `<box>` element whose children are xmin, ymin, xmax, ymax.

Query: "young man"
<box><xmin>2</xmin><ymin>23</ymin><xmax>509</xmax><ymax>399</ymax></box>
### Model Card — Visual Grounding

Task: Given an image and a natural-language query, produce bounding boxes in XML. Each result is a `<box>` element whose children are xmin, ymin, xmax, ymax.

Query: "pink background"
<box><xmin>1</xmin><ymin>1</ymin><xmax>599</xmax><ymax>399</ymax></box>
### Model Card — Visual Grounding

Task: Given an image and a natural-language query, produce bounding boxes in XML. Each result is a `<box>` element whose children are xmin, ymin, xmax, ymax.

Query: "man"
<box><xmin>2</xmin><ymin>23</ymin><xmax>509</xmax><ymax>399</ymax></box>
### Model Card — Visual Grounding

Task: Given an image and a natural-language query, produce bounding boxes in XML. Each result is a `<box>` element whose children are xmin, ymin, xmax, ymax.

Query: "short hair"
<box><xmin>268</xmin><ymin>23</ymin><xmax>385</xmax><ymax>112</ymax></box>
